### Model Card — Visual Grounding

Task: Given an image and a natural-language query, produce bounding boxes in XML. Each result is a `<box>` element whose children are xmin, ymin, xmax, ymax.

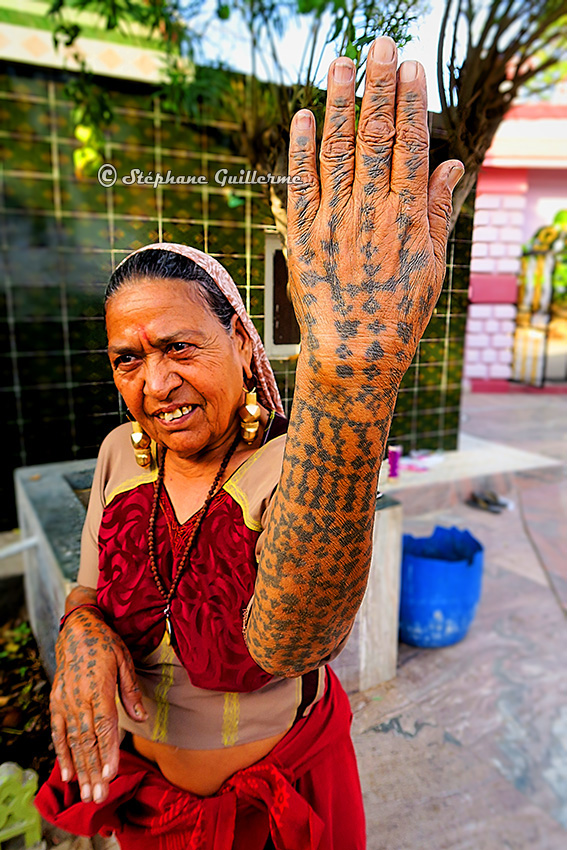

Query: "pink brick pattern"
<box><xmin>494</xmin><ymin>304</ymin><xmax>517</xmax><ymax>319</ymax></box>
<box><xmin>502</xmin><ymin>196</ymin><xmax>527</xmax><ymax>210</ymax></box>
<box><xmin>463</xmin><ymin>305</ymin><xmax>517</xmax><ymax>381</ymax></box>
<box><xmin>474</xmin><ymin>195</ymin><xmax>501</xmax><ymax>209</ymax></box>
<box><xmin>470</xmin><ymin>193</ymin><xmax>525</xmax><ymax>276</ymax></box>
<box><xmin>465</xmin><ymin>188</ymin><xmax>525</xmax><ymax>382</ymax></box>
<box><xmin>469</xmin><ymin>304</ymin><xmax>494</xmax><ymax>319</ymax></box>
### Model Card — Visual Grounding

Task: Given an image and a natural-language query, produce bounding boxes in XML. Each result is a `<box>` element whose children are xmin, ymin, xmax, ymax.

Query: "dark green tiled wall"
<box><xmin>0</xmin><ymin>63</ymin><xmax>471</xmax><ymax>529</ymax></box>
<box><xmin>0</xmin><ymin>63</ymin><xmax>287</xmax><ymax>527</ymax></box>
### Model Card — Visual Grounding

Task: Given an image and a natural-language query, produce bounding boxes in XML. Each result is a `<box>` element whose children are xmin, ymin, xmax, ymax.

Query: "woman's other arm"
<box><xmin>246</xmin><ymin>38</ymin><xmax>464</xmax><ymax>676</ymax></box>
<box><xmin>50</xmin><ymin>589</ymin><xmax>146</xmax><ymax>802</ymax></box>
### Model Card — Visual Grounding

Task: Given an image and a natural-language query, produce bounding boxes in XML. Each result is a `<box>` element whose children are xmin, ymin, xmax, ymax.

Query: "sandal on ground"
<box><xmin>465</xmin><ymin>491</ymin><xmax>505</xmax><ymax>513</ymax></box>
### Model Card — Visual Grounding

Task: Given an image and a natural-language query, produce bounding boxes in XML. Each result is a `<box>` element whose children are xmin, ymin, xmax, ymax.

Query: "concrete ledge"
<box><xmin>379</xmin><ymin>433</ymin><xmax>563</xmax><ymax>516</ymax></box>
<box><xmin>14</xmin><ymin>459</ymin><xmax>96</xmax><ymax>678</ymax></box>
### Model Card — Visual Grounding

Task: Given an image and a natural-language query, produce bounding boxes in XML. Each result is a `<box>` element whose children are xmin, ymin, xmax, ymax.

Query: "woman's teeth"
<box><xmin>159</xmin><ymin>406</ymin><xmax>193</xmax><ymax>422</ymax></box>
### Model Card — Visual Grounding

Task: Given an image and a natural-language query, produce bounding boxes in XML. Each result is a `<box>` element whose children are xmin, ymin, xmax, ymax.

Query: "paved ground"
<box><xmin>354</xmin><ymin>392</ymin><xmax>567</xmax><ymax>850</ymax></box>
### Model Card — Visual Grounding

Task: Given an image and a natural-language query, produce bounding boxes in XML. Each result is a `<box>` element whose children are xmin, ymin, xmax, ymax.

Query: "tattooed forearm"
<box><xmin>248</xmin><ymin>363</ymin><xmax>398</xmax><ymax>675</ymax></box>
<box><xmin>245</xmin><ymin>38</ymin><xmax>463</xmax><ymax>676</ymax></box>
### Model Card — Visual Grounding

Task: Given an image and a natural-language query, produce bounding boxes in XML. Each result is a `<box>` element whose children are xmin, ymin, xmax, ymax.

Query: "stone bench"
<box><xmin>15</xmin><ymin>460</ymin><xmax>96</xmax><ymax>680</ymax></box>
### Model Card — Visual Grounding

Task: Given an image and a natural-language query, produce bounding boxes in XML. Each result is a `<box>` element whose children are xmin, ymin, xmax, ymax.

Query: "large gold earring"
<box><xmin>239</xmin><ymin>387</ymin><xmax>261</xmax><ymax>444</ymax></box>
<box><xmin>130</xmin><ymin>421</ymin><xmax>152</xmax><ymax>467</ymax></box>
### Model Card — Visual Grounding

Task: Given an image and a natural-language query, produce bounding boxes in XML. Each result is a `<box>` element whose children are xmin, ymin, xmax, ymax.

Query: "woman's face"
<box><xmin>106</xmin><ymin>276</ymin><xmax>253</xmax><ymax>459</ymax></box>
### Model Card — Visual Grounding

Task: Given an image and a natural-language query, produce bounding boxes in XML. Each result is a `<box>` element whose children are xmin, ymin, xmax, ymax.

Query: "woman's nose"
<box><xmin>142</xmin><ymin>356</ymin><xmax>182</xmax><ymax>398</ymax></box>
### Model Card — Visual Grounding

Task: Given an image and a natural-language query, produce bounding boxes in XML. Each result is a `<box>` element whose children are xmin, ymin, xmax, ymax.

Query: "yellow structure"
<box><xmin>513</xmin><ymin>211</ymin><xmax>567</xmax><ymax>385</ymax></box>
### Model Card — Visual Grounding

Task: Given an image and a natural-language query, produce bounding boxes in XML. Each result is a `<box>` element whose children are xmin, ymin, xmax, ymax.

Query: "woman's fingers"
<box><xmin>319</xmin><ymin>57</ymin><xmax>356</xmax><ymax>210</ymax></box>
<box><xmin>288</xmin><ymin>109</ymin><xmax>319</xmax><ymax>237</ymax></box>
<box><xmin>66</xmin><ymin>710</ymin><xmax>103</xmax><ymax>802</ymax></box>
<box><xmin>92</xmin><ymin>690</ymin><xmax>123</xmax><ymax>787</ymax></box>
<box><xmin>428</xmin><ymin>161</ymin><xmax>465</xmax><ymax>274</ymax></box>
<box><xmin>390</xmin><ymin>61</ymin><xmax>430</xmax><ymax>208</ymax></box>
<box><xmin>116</xmin><ymin>642</ymin><xmax>147</xmax><ymax>724</ymax></box>
<box><xmin>354</xmin><ymin>37</ymin><xmax>398</xmax><ymax>203</ymax></box>
<box><xmin>51</xmin><ymin>708</ymin><xmax>73</xmax><ymax>782</ymax></box>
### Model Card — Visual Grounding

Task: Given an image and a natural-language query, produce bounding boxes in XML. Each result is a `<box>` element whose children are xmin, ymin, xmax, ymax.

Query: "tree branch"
<box><xmin>437</xmin><ymin>0</ymin><xmax>456</xmax><ymax>125</ymax></box>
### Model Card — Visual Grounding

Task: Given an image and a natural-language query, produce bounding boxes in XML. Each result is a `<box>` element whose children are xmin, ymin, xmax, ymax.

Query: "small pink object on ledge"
<box><xmin>388</xmin><ymin>445</ymin><xmax>403</xmax><ymax>479</ymax></box>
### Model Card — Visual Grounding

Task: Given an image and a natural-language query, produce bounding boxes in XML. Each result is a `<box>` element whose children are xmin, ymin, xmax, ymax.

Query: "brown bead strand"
<box><xmin>148</xmin><ymin>429</ymin><xmax>242</xmax><ymax>644</ymax></box>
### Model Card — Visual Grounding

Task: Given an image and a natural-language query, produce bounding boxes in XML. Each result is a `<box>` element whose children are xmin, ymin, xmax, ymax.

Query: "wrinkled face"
<box><xmin>106</xmin><ymin>276</ymin><xmax>253</xmax><ymax>459</ymax></box>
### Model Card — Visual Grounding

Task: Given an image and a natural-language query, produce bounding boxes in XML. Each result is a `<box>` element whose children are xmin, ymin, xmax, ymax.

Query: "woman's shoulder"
<box><xmin>223</xmin><ymin>434</ymin><xmax>286</xmax><ymax>530</ymax></box>
<box><xmin>98</xmin><ymin>421</ymin><xmax>134</xmax><ymax>454</ymax></box>
<box><xmin>229</xmin><ymin>433</ymin><xmax>286</xmax><ymax>488</ymax></box>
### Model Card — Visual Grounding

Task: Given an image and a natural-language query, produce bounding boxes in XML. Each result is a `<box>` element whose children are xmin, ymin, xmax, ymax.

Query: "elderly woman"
<box><xmin>36</xmin><ymin>37</ymin><xmax>463</xmax><ymax>849</ymax></box>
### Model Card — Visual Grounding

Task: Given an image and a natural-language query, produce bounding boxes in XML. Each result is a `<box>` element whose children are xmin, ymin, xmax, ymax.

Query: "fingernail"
<box><xmin>93</xmin><ymin>783</ymin><xmax>103</xmax><ymax>803</ymax></box>
<box><xmin>102</xmin><ymin>764</ymin><xmax>111</xmax><ymax>780</ymax></box>
<box><xmin>400</xmin><ymin>61</ymin><xmax>418</xmax><ymax>82</ymax></box>
<box><xmin>371</xmin><ymin>37</ymin><xmax>396</xmax><ymax>64</ymax></box>
<box><xmin>447</xmin><ymin>164</ymin><xmax>465</xmax><ymax>191</ymax></box>
<box><xmin>333</xmin><ymin>59</ymin><xmax>354</xmax><ymax>83</ymax></box>
<box><xmin>134</xmin><ymin>702</ymin><xmax>146</xmax><ymax>719</ymax></box>
<box><xmin>81</xmin><ymin>783</ymin><xmax>91</xmax><ymax>801</ymax></box>
<box><xmin>61</xmin><ymin>768</ymin><xmax>70</xmax><ymax>782</ymax></box>
<box><xmin>295</xmin><ymin>110</ymin><xmax>312</xmax><ymax>130</ymax></box>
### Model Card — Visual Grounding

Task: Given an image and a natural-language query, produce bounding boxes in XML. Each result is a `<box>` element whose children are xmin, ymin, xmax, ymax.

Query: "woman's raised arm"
<box><xmin>246</xmin><ymin>37</ymin><xmax>464</xmax><ymax>676</ymax></box>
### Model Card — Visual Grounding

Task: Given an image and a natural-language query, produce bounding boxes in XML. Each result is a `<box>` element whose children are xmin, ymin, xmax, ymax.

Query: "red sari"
<box><xmin>36</xmin><ymin>669</ymin><xmax>366</xmax><ymax>850</ymax></box>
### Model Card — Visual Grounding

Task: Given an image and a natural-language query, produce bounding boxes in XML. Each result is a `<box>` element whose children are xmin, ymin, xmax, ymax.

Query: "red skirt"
<box><xmin>36</xmin><ymin>669</ymin><xmax>365</xmax><ymax>850</ymax></box>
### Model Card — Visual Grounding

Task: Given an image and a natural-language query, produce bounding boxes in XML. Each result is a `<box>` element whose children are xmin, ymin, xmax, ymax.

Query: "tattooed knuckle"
<box><xmin>50</xmin><ymin>688</ymin><xmax>66</xmax><ymax>714</ymax></box>
<box><xmin>367</xmin><ymin>79</ymin><xmax>397</xmax><ymax>101</ymax></box>
<box><xmin>359</xmin><ymin>118</ymin><xmax>395</xmax><ymax>147</ymax></box>
<box><xmin>321</xmin><ymin>138</ymin><xmax>355</xmax><ymax>162</ymax></box>
<box><xmin>396</xmin><ymin>124</ymin><xmax>428</xmax><ymax>153</ymax></box>
<box><xmin>94</xmin><ymin>715</ymin><xmax>115</xmax><ymax>739</ymax></box>
<box><xmin>78</xmin><ymin>732</ymin><xmax>97</xmax><ymax>753</ymax></box>
<box><xmin>290</xmin><ymin>174</ymin><xmax>318</xmax><ymax>198</ymax></box>
<box><xmin>51</xmin><ymin>724</ymin><xmax>64</xmax><ymax>746</ymax></box>
<box><xmin>431</xmin><ymin>197</ymin><xmax>452</xmax><ymax>224</ymax></box>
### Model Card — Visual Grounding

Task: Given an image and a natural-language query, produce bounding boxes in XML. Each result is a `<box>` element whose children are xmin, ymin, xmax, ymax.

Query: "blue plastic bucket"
<box><xmin>399</xmin><ymin>526</ymin><xmax>483</xmax><ymax>648</ymax></box>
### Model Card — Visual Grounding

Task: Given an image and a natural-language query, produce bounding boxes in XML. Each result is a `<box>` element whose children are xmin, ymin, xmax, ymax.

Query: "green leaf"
<box><xmin>345</xmin><ymin>42</ymin><xmax>358</xmax><ymax>60</ymax></box>
<box><xmin>217</xmin><ymin>4</ymin><xmax>231</xmax><ymax>19</ymax></box>
<box><xmin>227</xmin><ymin>192</ymin><xmax>245</xmax><ymax>208</ymax></box>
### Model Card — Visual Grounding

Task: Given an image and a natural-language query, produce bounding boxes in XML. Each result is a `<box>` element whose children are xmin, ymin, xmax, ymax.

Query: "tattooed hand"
<box><xmin>287</xmin><ymin>36</ymin><xmax>464</xmax><ymax>384</ymax></box>
<box><xmin>246</xmin><ymin>38</ymin><xmax>463</xmax><ymax>677</ymax></box>
<box><xmin>50</xmin><ymin>588</ymin><xmax>147</xmax><ymax>804</ymax></box>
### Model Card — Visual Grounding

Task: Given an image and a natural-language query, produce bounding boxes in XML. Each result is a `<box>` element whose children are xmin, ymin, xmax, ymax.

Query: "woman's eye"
<box><xmin>113</xmin><ymin>354</ymin><xmax>139</xmax><ymax>369</ymax></box>
<box><xmin>168</xmin><ymin>342</ymin><xmax>194</xmax><ymax>354</ymax></box>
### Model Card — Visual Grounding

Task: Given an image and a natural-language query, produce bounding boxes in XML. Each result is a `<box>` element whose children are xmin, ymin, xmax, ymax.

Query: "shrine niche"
<box><xmin>513</xmin><ymin>210</ymin><xmax>567</xmax><ymax>385</ymax></box>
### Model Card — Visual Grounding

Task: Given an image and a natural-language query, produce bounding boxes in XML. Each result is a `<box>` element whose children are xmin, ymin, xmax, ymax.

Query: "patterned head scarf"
<box><xmin>114</xmin><ymin>242</ymin><xmax>284</xmax><ymax>416</ymax></box>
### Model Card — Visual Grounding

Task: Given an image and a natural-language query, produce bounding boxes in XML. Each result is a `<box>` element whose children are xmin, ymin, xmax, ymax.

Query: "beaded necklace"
<box><xmin>148</xmin><ymin>429</ymin><xmax>242</xmax><ymax>645</ymax></box>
